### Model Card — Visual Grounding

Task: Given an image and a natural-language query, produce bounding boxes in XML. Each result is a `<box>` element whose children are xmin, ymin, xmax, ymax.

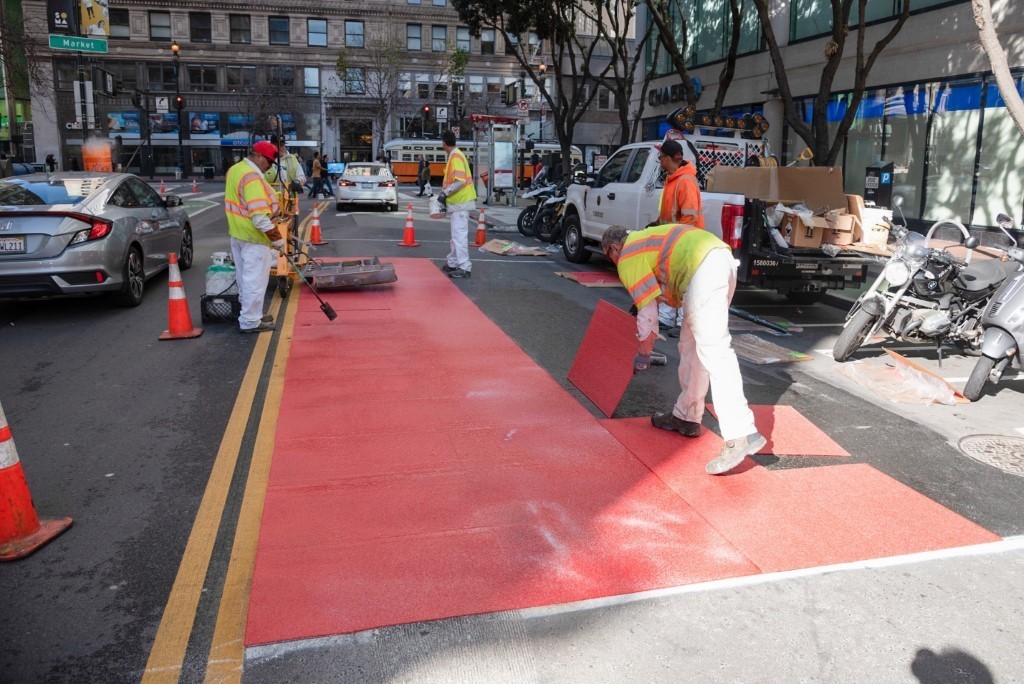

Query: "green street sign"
<box><xmin>49</xmin><ymin>34</ymin><xmax>108</xmax><ymax>54</ymax></box>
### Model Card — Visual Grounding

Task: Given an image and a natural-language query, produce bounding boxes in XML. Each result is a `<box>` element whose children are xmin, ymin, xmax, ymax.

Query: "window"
<box><xmin>416</xmin><ymin>73</ymin><xmax>430</xmax><ymax>99</ymax></box>
<box><xmin>345</xmin><ymin>67</ymin><xmax>365</xmax><ymax>94</ymax></box>
<box><xmin>226</xmin><ymin>66</ymin><xmax>256</xmax><ymax>93</ymax></box>
<box><xmin>923</xmin><ymin>81</ymin><xmax>982</xmax><ymax>224</ymax></box>
<box><xmin>147</xmin><ymin>64</ymin><xmax>178</xmax><ymax>92</ymax></box>
<box><xmin>480</xmin><ymin>29</ymin><xmax>495</xmax><ymax>55</ymax></box>
<box><xmin>625</xmin><ymin>150</ymin><xmax>649</xmax><ymax>183</ymax></box>
<box><xmin>304</xmin><ymin>67</ymin><xmax>320</xmax><ymax>95</ymax></box>
<box><xmin>187</xmin><ymin>64</ymin><xmax>218</xmax><ymax>93</ymax></box>
<box><xmin>398</xmin><ymin>73</ymin><xmax>412</xmax><ymax>98</ymax></box>
<box><xmin>128</xmin><ymin>178</ymin><xmax>164</xmax><ymax>208</ymax></box>
<box><xmin>408</xmin><ymin>0</ymin><xmax>421</xmax><ymax>3</ymax></box>
<box><xmin>149</xmin><ymin>11</ymin><xmax>171</xmax><ymax>41</ymax></box>
<box><xmin>269</xmin><ymin>16</ymin><xmax>290</xmax><ymax>46</ymax></box>
<box><xmin>433</xmin><ymin>0</ymin><xmax>446</xmax><ymax>5</ymax></box>
<box><xmin>456</xmin><ymin>27</ymin><xmax>470</xmax><ymax>52</ymax></box>
<box><xmin>504</xmin><ymin>33</ymin><xmax>518</xmax><ymax>56</ymax></box>
<box><xmin>433</xmin><ymin>80</ymin><xmax>448</xmax><ymax>99</ymax></box>
<box><xmin>308</xmin><ymin>19</ymin><xmax>327</xmax><ymax>47</ymax></box>
<box><xmin>345</xmin><ymin>21</ymin><xmax>364</xmax><ymax>48</ymax></box>
<box><xmin>109</xmin><ymin>9</ymin><xmax>130</xmax><ymax>40</ymax></box>
<box><xmin>189</xmin><ymin>13</ymin><xmax>211</xmax><ymax>43</ymax></box>
<box><xmin>432</xmin><ymin>26</ymin><xmax>446</xmax><ymax>52</ymax></box>
<box><xmin>598</xmin><ymin>87</ymin><xmax>614</xmax><ymax>110</ymax></box>
<box><xmin>269</xmin><ymin>66</ymin><xmax>295</xmax><ymax>91</ymax></box>
<box><xmin>106</xmin><ymin>61</ymin><xmax>138</xmax><ymax>93</ymax></box>
<box><xmin>407</xmin><ymin>24</ymin><xmax>421</xmax><ymax>51</ymax></box>
<box><xmin>595</xmin><ymin>149</ymin><xmax>630</xmax><ymax>187</ymax></box>
<box><xmin>975</xmin><ymin>75</ymin><xmax>1024</xmax><ymax>225</ymax></box>
<box><xmin>468</xmin><ymin>75</ymin><xmax>483</xmax><ymax>100</ymax></box>
<box><xmin>230</xmin><ymin>15</ymin><xmax>251</xmax><ymax>45</ymax></box>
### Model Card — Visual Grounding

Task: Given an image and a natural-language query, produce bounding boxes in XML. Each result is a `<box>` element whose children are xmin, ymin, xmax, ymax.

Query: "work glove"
<box><xmin>272</xmin><ymin>239</ymin><xmax>285</xmax><ymax>249</ymax></box>
<box><xmin>633</xmin><ymin>353</ymin><xmax>651</xmax><ymax>375</ymax></box>
<box><xmin>438</xmin><ymin>192</ymin><xmax>448</xmax><ymax>207</ymax></box>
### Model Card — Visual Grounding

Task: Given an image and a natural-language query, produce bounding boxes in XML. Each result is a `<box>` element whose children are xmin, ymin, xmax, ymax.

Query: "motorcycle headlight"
<box><xmin>884</xmin><ymin>260</ymin><xmax>912</xmax><ymax>286</ymax></box>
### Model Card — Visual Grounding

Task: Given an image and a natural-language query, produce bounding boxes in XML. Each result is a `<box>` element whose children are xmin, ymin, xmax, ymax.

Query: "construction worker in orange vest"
<box><xmin>224</xmin><ymin>140</ymin><xmax>283</xmax><ymax>334</ymax></box>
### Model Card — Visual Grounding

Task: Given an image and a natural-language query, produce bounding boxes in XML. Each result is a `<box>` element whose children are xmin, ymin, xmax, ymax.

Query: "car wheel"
<box><xmin>178</xmin><ymin>225</ymin><xmax>194</xmax><ymax>270</ymax></box>
<box><xmin>562</xmin><ymin>214</ymin><xmax>591</xmax><ymax>264</ymax></box>
<box><xmin>114</xmin><ymin>246</ymin><xmax>145</xmax><ymax>307</ymax></box>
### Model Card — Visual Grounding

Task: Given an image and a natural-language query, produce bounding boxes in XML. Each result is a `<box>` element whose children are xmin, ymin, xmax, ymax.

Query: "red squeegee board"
<box><xmin>247</xmin><ymin>259</ymin><xmax>759</xmax><ymax>646</ymax></box>
<box><xmin>567</xmin><ymin>299</ymin><xmax>638</xmax><ymax>417</ymax></box>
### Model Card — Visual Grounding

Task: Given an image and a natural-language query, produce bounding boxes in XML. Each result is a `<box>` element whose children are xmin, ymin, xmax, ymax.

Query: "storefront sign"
<box><xmin>148</xmin><ymin>112</ymin><xmax>179</xmax><ymax>138</ymax></box>
<box><xmin>188</xmin><ymin>112</ymin><xmax>221</xmax><ymax>139</ymax></box>
<box><xmin>647</xmin><ymin>78</ymin><xmax>702</xmax><ymax>107</ymax></box>
<box><xmin>107</xmin><ymin>112</ymin><xmax>140</xmax><ymax>136</ymax></box>
<box><xmin>47</xmin><ymin>0</ymin><xmax>78</xmax><ymax>34</ymax></box>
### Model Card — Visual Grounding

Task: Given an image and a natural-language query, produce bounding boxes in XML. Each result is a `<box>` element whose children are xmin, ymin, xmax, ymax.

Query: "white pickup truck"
<box><xmin>560</xmin><ymin>138</ymin><xmax>872</xmax><ymax>304</ymax></box>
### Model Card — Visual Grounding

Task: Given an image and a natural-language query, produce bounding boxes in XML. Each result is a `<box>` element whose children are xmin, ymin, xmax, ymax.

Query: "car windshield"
<box><xmin>346</xmin><ymin>166</ymin><xmax>387</xmax><ymax>177</ymax></box>
<box><xmin>0</xmin><ymin>179</ymin><xmax>94</xmax><ymax>205</ymax></box>
<box><xmin>0</xmin><ymin>181</ymin><xmax>46</xmax><ymax>206</ymax></box>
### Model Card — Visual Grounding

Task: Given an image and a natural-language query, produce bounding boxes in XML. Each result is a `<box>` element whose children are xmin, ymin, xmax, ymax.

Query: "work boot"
<box><xmin>240</xmin><ymin>321</ymin><xmax>275</xmax><ymax>334</ymax></box>
<box><xmin>448</xmin><ymin>268</ymin><xmax>471</xmax><ymax>279</ymax></box>
<box><xmin>651</xmin><ymin>412</ymin><xmax>702</xmax><ymax>437</ymax></box>
<box><xmin>440</xmin><ymin>263</ymin><xmax>455</xmax><ymax>274</ymax></box>
<box><xmin>706</xmin><ymin>432</ymin><xmax>767</xmax><ymax>475</ymax></box>
<box><xmin>261</xmin><ymin>314</ymin><xmax>273</xmax><ymax>324</ymax></box>
<box><xmin>668</xmin><ymin>326</ymin><xmax>681</xmax><ymax>338</ymax></box>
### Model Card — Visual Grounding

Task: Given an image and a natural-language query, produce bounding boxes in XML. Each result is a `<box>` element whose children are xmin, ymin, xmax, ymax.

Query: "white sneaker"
<box><xmin>706</xmin><ymin>432</ymin><xmax>766</xmax><ymax>475</ymax></box>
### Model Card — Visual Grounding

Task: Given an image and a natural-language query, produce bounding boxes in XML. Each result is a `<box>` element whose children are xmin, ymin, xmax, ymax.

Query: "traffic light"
<box><xmin>422</xmin><ymin>104</ymin><xmax>431</xmax><ymax>120</ymax></box>
<box><xmin>174</xmin><ymin>95</ymin><xmax>185</xmax><ymax>111</ymax></box>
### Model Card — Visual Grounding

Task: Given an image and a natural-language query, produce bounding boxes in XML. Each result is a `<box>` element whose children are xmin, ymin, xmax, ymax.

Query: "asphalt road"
<box><xmin>2</xmin><ymin>184</ymin><xmax>1023</xmax><ymax>682</ymax></box>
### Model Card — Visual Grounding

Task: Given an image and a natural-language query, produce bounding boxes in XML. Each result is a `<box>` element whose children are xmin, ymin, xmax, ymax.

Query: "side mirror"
<box><xmin>964</xmin><ymin>236</ymin><xmax>980</xmax><ymax>250</ymax></box>
<box><xmin>892</xmin><ymin>194</ymin><xmax>905</xmax><ymax>209</ymax></box>
<box><xmin>996</xmin><ymin>213</ymin><xmax>1014</xmax><ymax>229</ymax></box>
<box><xmin>165</xmin><ymin>195</ymin><xmax>183</xmax><ymax>207</ymax></box>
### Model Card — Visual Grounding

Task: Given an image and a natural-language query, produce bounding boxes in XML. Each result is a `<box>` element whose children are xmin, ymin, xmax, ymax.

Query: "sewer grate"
<box><xmin>957</xmin><ymin>434</ymin><xmax>1024</xmax><ymax>478</ymax></box>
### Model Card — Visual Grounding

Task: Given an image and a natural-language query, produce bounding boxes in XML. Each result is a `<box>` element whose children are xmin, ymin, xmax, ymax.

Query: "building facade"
<box><xmin>21</xmin><ymin>0</ymin><xmax>533</xmax><ymax>176</ymax></box>
<box><xmin>638</xmin><ymin>0</ymin><xmax>1024</xmax><ymax>228</ymax></box>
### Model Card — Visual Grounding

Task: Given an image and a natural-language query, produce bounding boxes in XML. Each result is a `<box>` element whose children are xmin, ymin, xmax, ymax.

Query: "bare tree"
<box><xmin>336</xmin><ymin>28</ymin><xmax>403</xmax><ymax>154</ymax></box>
<box><xmin>973</xmin><ymin>0</ymin><xmax>1024</xmax><ymax>136</ymax></box>
<box><xmin>452</xmin><ymin>0</ymin><xmax>613</xmax><ymax>181</ymax></box>
<box><xmin>1</xmin><ymin>3</ymin><xmax>53</xmax><ymax>157</ymax></box>
<box><xmin>644</xmin><ymin>0</ymin><xmax>697</xmax><ymax>106</ymax></box>
<box><xmin>751</xmin><ymin>0</ymin><xmax>910</xmax><ymax>165</ymax></box>
<box><xmin>590</xmin><ymin>0</ymin><xmax>656</xmax><ymax>147</ymax></box>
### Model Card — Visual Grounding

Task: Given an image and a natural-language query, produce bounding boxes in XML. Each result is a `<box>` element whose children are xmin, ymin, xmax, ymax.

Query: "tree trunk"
<box><xmin>973</xmin><ymin>0</ymin><xmax>1024</xmax><ymax>136</ymax></box>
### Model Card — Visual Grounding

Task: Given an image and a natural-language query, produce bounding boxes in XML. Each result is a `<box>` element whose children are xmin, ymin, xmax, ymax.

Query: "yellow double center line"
<box><xmin>143</xmin><ymin>206</ymin><xmax>320</xmax><ymax>683</ymax></box>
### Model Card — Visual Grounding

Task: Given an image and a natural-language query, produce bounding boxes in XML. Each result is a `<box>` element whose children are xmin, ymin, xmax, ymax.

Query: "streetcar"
<box><xmin>383</xmin><ymin>138</ymin><xmax>582</xmax><ymax>186</ymax></box>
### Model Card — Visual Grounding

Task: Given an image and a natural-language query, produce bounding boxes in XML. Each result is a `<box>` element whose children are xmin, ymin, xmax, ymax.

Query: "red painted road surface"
<box><xmin>245</xmin><ymin>258</ymin><xmax>999</xmax><ymax>646</ymax></box>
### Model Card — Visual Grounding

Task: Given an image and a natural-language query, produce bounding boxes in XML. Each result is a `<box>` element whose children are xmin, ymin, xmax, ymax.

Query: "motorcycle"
<box><xmin>517</xmin><ymin>179</ymin><xmax>557</xmax><ymax>237</ymax></box>
<box><xmin>533</xmin><ymin>179</ymin><xmax>569</xmax><ymax>244</ymax></box>
<box><xmin>832</xmin><ymin>198</ymin><xmax>1015</xmax><ymax>362</ymax></box>
<box><xmin>962</xmin><ymin>212</ymin><xmax>1024</xmax><ymax>401</ymax></box>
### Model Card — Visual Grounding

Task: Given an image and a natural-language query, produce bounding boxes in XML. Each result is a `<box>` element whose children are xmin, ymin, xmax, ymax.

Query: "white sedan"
<box><xmin>334</xmin><ymin>163</ymin><xmax>398</xmax><ymax>212</ymax></box>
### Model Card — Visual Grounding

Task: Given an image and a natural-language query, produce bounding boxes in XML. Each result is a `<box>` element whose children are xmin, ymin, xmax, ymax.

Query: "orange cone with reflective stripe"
<box><xmin>0</xmin><ymin>400</ymin><xmax>73</xmax><ymax>561</ymax></box>
<box><xmin>159</xmin><ymin>253</ymin><xmax>203</xmax><ymax>340</ymax></box>
<box><xmin>160</xmin><ymin>179</ymin><xmax>166</xmax><ymax>194</ymax></box>
<box><xmin>398</xmin><ymin>203</ymin><xmax>420</xmax><ymax>247</ymax></box>
<box><xmin>192</xmin><ymin>178</ymin><xmax>198</xmax><ymax>193</ymax></box>
<box><xmin>473</xmin><ymin>208</ymin><xmax>487</xmax><ymax>247</ymax></box>
<box><xmin>309</xmin><ymin>204</ymin><xmax>327</xmax><ymax>246</ymax></box>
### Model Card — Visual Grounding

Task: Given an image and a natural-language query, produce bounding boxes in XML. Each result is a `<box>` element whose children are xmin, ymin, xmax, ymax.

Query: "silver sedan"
<box><xmin>0</xmin><ymin>172</ymin><xmax>193</xmax><ymax>306</ymax></box>
<box><xmin>334</xmin><ymin>163</ymin><xmax>399</xmax><ymax>212</ymax></box>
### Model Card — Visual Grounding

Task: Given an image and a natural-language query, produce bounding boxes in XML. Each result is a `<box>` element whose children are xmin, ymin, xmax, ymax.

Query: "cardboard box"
<box><xmin>823</xmin><ymin>209</ymin><xmax>856</xmax><ymax>245</ymax></box>
<box><xmin>862</xmin><ymin>224</ymin><xmax>891</xmax><ymax>247</ymax></box>
<box><xmin>846</xmin><ymin>194</ymin><xmax>866</xmax><ymax>241</ymax></box>
<box><xmin>707</xmin><ymin>167</ymin><xmax>848</xmax><ymax>213</ymax></box>
<box><xmin>781</xmin><ymin>213</ymin><xmax>825</xmax><ymax>249</ymax></box>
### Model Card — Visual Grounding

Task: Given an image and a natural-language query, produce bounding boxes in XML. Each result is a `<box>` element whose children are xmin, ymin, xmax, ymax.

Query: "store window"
<box><xmin>345</xmin><ymin>21</ymin><xmax>364</xmax><ymax>48</ymax></box>
<box><xmin>407</xmin><ymin>24</ymin><xmax>421</xmax><ymax>51</ymax></box>
<box><xmin>149</xmin><ymin>11</ymin><xmax>171</xmax><ymax>41</ymax></box>
<box><xmin>432</xmin><ymin>26</ymin><xmax>446</xmax><ymax>52</ymax></box>
<box><xmin>109</xmin><ymin>10</ymin><xmax>130</xmax><ymax>40</ymax></box>
<box><xmin>480</xmin><ymin>29</ymin><xmax>495</xmax><ymax>55</ymax></box>
<box><xmin>923</xmin><ymin>80</ymin><xmax>982</xmax><ymax>224</ymax></box>
<box><xmin>226</xmin><ymin>66</ymin><xmax>256</xmax><ymax>93</ymax></box>
<box><xmin>269</xmin><ymin>17</ymin><xmax>290</xmax><ymax>46</ymax></box>
<box><xmin>230</xmin><ymin>15</ymin><xmax>251</xmax><ymax>45</ymax></box>
<box><xmin>974</xmin><ymin>75</ymin><xmax>1024</xmax><ymax>226</ymax></box>
<box><xmin>308</xmin><ymin>19</ymin><xmax>328</xmax><ymax>47</ymax></box>
<box><xmin>842</xmin><ymin>89</ymin><xmax>886</xmax><ymax>203</ymax></box>
<box><xmin>304</xmin><ymin>67</ymin><xmax>320</xmax><ymax>95</ymax></box>
<box><xmin>453</xmin><ymin>27</ymin><xmax>470</xmax><ymax>54</ymax></box>
<box><xmin>190</xmin><ymin>13</ymin><xmax>211</xmax><ymax>43</ymax></box>
<box><xmin>883</xmin><ymin>85</ymin><xmax>930</xmax><ymax>220</ymax></box>
<box><xmin>187</xmin><ymin>65</ymin><xmax>218</xmax><ymax>93</ymax></box>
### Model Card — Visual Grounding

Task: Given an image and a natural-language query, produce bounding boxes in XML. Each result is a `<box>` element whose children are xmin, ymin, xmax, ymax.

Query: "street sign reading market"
<box><xmin>49</xmin><ymin>34</ymin><xmax>108</xmax><ymax>54</ymax></box>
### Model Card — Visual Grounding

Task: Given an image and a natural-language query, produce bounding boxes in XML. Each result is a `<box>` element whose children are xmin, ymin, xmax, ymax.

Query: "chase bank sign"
<box><xmin>648</xmin><ymin>78</ymin><xmax>703</xmax><ymax>107</ymax></box>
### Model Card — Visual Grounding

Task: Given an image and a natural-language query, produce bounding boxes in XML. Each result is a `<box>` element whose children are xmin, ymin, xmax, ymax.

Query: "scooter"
<box><xmin>962</xmin><ymin>212</ymin><xmax>1024</xmax><ymax>401</ymax></box>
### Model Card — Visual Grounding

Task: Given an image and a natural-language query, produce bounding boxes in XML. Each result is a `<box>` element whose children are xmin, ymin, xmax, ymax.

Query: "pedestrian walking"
<box><xmin>224</xmin><ymin>141</ymin><xmax>283</xmax><ymax>334</ymax></box>
<box><xmin>417</xmin><ymin>156</ymin><xmax>432</xmax><ymax>197</ymax></box>
<box><xmin>309</xmin><ymin>152</ymin><xmax>324</xmax><ymax>199</ymax></box>
<box><xmin>438</xmin><ymin>130</ymin><xmax>476</xmax><ymax>279</ymax></box>
<box><xmin>601</xmin><ymin>223</ymin><xmax>765</xmax><ymax>475</ymax></box>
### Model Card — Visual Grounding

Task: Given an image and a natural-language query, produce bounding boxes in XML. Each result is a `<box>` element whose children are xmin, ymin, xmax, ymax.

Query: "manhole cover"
<box><xmin>957</xmin><ymin>434</ymin><xmax>1024</xmax><ymax>477</ymax></box>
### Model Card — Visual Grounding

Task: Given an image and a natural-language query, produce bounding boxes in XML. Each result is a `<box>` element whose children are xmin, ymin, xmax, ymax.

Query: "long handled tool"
<box><xmin>728</xmin><ymin>306</ymin><xmax>790</xmax><ymax>336</ymax></box>
<box><xmin>282</xmin><ymin>245</ymin><xmax>337</xmax><ymax>321</ymax></box>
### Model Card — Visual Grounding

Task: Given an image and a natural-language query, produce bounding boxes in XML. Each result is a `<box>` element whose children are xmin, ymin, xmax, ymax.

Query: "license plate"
<box><xmin>0</xmin><ymin>236</ymin><xmax>25</xmax><ymax>254</ymax></box>
<box><xmin>361</xmin><ymin>183</ymin><xmax>373</xmax><ymax>189</ymax></box>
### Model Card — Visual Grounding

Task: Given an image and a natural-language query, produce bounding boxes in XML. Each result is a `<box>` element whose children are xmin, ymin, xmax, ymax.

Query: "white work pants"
<box><xmin>672</xmin><ymin>248</ymin><xmax>756</xmax><ymax>441</ymax></box>
<box><xmin>230</xmin><ymin>237</ymin><xmax>273</xmax><ymax>330</ymax></box>
<box><xmin>446</xmin><ymin>210</ymin><xmax>471</xmax><ymax>271</ymax></box>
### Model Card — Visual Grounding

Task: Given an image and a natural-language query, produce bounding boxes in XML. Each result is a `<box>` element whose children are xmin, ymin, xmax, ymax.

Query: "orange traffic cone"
<box><xmin>0</xmin><ymin>400</ymin><xmax>73</xmax><ymax>561</ymax></box>
<box><xmin>159</xmin><ymin>253</ymin><xmax>203</xmax><ymax>340</ymax></box>
<box><xmin>192</xmin><ymin>178</ymin><xmax>198</xmax><ymax>193</ymax></box>
<box><xmin>309</xmin><ymin>204</ymin><xmax>327</xmax><ymax>245</ymax></box>
<box><xmin>473</xmin><ymin>208</ymin><xmax>487</xmax><ymax>247</ymax></box>
<box><xmin>398</xmin><ymin>203</ymin><xmax>420</xmax><ymax>247</ymax></box>
<box><xmin>160</xmin><ymin>179</ymin><xmax>166</xmax><ymax>194</ymax></box>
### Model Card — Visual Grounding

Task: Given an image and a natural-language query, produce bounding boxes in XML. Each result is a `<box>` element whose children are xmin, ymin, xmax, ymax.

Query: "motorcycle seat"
<box><xmin>954</xmin><ymin>258</ymin><xmax>1018</xmax><ymax>292</ymax></box>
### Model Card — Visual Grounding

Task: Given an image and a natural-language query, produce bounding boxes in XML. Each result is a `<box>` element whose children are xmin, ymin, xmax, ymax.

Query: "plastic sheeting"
<box><xmin>835</xmin><ymin>360</ymin><xmax>957</xmax><ymax>405</ymax></box>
